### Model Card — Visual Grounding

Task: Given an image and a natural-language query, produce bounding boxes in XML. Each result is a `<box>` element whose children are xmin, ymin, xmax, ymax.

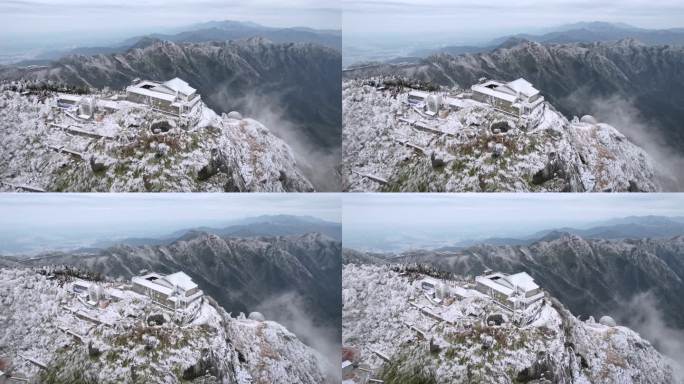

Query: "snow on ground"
<box><xmin>0</xmin><ymin>87</ymin><xmax>313</xmax><ymax>192</ymax></box>
<box><xmin>342</xmin><ymin>263</ymin><xmax>675</xmax><ymax>384</ymax></box>
<box><xmin>0</xmin><ymin>267</ymin><xmax>330</xmax><ymax>384</ymax></box>
<box><xmin>342</xmin><ymin>80</ymin><xmax>663</xmax><ymax>192</ymax></box>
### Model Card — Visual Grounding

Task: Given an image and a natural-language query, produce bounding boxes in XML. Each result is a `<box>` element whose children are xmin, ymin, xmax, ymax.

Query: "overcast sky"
<box><xmin>0</xmin><ymin>0</ymin><xmax>340</xmax><ymax>50</ymax></box>
<box><xmin>343</xmin><ymin>0</ymin><xmax>684</xmax><ymax>45</ymax></box>
<box><xmin>0</xmin><ymin>193</ymin><xmax>341</xmax><ymax>239</ymax></box>
<box><xmin>343</xmin><ymin>194</ymin><xmax>684</xmax><ymax>250</ymax></box>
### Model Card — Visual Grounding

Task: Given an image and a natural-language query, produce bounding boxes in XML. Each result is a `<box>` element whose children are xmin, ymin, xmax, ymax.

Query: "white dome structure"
<box><xmin>599</xmin><ymin>315</ymin><xmax>617</xmax><ymax>327</ymax></box>
<box><xmin>227</xmin><ymin>111</ymin><xmax>242</xmax><ymax>120</ymax></box>
<box><xmin>248</xmin><ymin>312</ymin><xmax>265</xmax><ymax>321</ymax></box>
<box><xmin>580</xmin><ymin>115</ymin><xmax>598</xmax><ymax>124</ymax></box>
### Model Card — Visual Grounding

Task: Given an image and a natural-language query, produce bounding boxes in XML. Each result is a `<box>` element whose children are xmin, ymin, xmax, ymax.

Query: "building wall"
<box><xmin>475</xmin><ymin>281</ymin><xmax>511</xmax><ymax>304</ymax></box>
<box><xmin>185</xmin><ymin>287</ymin><xmax>200</xmax><ymax>297</ymax></box>
<box><xmin>132</xmin><ymin>282</ymin><xmax>170</xmax><ymax>306</ymax></box>
<box><xmin>472</xmin><ymin>91</ymin><xmax>521</xmax><ymax>116</ymax></box>
<box><xmin>126</xmin><ymin>91</ymin><xmax>181</xmax><ymax>115</ymax></box>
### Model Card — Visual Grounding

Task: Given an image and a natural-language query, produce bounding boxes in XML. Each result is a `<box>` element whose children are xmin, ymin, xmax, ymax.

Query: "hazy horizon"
<box><xmin>342</xmin><ymin>0</ymin><xmax>684</xmax><ymax>65</ymax></box>
<box><xmin>0</xmin><ymin>193</ymin><xmax>341</xmax><ymax>255</ymax></box>
<box><xmin>0</xmin><ymin>0</ymin><xmax>340</xmax><ymax>57</ymax></box>
<box><xmin>343</xmin><ymin>0</ymin><xmax>684</xmax><ymax>42</ymax></box>
<box><xmin>343</xmin><ymin>194</ymin><xmax>684</xmax><ymax>252</ymax></box>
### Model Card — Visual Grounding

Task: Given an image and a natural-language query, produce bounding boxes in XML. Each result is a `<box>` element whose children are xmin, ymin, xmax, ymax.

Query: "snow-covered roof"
<box><xmin>420</xmin><ymin>277</ymin><xmax>439</xmax><ymax>286</ymax></box>
<box><xmin>98</xmin><ymin>99</ymin><xmax>121</xmax><ymax>110</ymax></box>
<box><xmin>132</xmin><ymin>274</ymin><xmax>174</xmax><ymax>296</ymax></box>
<box><xmin>57</xmin><ymin>94</ymin><xmax>83</xmax><ymax>102</ymax></box>
<box><xmin>164</xmin><ymin>77</ymin><xmax>196</xmax><ymax>97</ymax></box>
<box><xmin>506</xmin><ymin>78</ymin><xmax>539</xmax><ymax>98</ymax></box>
<box><xmin>504</xmin><ymin>272</ymin><xmax>538</xmax><ymax>292</ymax></box>
<box><xmin>451</xmin><ymin>286</ymin><xmax>472</xmax><ymax>298</ymax></box>
<box><xmin>163</xmin><ymin>271</ymin><xmax>198</xmax><ymax>291</ymax></box>
<box><xmin>471</xmin><ymin>82</ymin><xmax>517</xmax><ymax>103</ymax></box>
<box><xmin>72</xmin><ymin>279</ymin><xmax>93</xmax><ymax>289</ymax></box>
<box><xmin>408</xmin><ymin>90</ymin><xmax>429</xmax><ymax>99</ymax></box>
<box><xmin>477</xmin><ymin>271</ymin><xmax>540</xmax><ymax>297</ymax></box>
<box><xmin>126</xmin><ymin>84</ymin><xmax>176</xmax><ymax>102</ymax></box>
<box><xmin>476</xmin><ymin>274</ymin><xmax>514</xmax><ymax>296</ymax></box>
<box><xmin>472</xmin><ymin>78</ymin><xmax>540</xmax><ymax>103</ymax></box>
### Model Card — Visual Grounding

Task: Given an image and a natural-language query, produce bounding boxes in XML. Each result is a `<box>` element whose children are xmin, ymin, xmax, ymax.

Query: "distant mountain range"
<box><xmin>408</xmin><ymin>21</ymin><xmax>684</xmax><ymax>58</ymax></box>
<box><xmin>446</xmin><ymin>215</ymin><xmax>684</xmax><ymax>248</ymax></box>
<box><xmin>90</xmin><ymin>214</ymin><xmax>342</xmax><ymax>248</ymax></box>
<box><xmin>0</xmin><ymin>215</ymin><xmax>341</xmax><ymax>255</ymax></box>
<box><xmin>0</xmin><ymin>218</ymin><xmax>342</xmax><ymax>360</ymax></box>
<box><xmin>16</xmin><ymin>20</ymin><xmax>341</xmax><ymax>66</ymax></box>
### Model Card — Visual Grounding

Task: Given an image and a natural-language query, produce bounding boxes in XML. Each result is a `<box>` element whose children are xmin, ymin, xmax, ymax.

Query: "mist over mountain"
<box><xmin>0</xmin><ymin>215</ymin><xmax>341</xmax><ymax>255</ymax></box>
<box><xmin>1</xmin><ymin>37</ymin><xmax>342</xmax><ymax>190</ymax></box>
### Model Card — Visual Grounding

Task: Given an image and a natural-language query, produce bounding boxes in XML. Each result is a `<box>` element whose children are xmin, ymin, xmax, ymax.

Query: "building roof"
<box><xmin>164</xmin><ymin>77</ymin><xmax>196</xmax><ymax>96</ymax></box>
<box><xmin>506</xmin><ymin>78</ymin><xmax>539</xmax><ymax>98</ymax></box>
<box><xmin>132</xmin><ymin>274</ymin><xmax>174</xmax><ymax>296</ymax></box>
<box><xmin>472</xmin><ymin>78</ymin><xmax>540</xmax><ymax>103</ymax></box>
<box><xmin>505</xmin><ymin>272</ymin><xmax>539</xmax><ymax>292</ymax></box>
<box><xmin>471</xmin><ymin>82</ymin><xmax>517</xmax><ymax>103</ymax></box>
<box><xmin>163</xmin><ymin>271</ymin><xmax>198</xmax><ymax>291</ymax></box>
<box><xmin>57</xmin><ymin>94</ymin><xmax>83</xmax><ymax>102</ymax></box>
<box><xmin>476</xmin><ymin>274</ymin><xmax>514</xmax><ymax>296</ymax></box>
<box><xmin>477</xmin><ymin>271</ymin><xmax>540</xmax><ymax>297</ymax></box>
<box><xmin>126</xmin><ymin>84</ymin><xmax>176</xmax><ymax>102</ymax></box>
<box><xmin>408</xmin><ymin>90</ymin><xmax>429</xmax><ymax>99</ymax></box>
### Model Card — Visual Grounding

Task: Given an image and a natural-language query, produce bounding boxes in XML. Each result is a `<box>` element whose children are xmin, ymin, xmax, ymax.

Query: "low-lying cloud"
<box><xmin>209</xmin><ymin>88</ymin><xmax>341</xmax><ymax>191</ymax></box>
<box><xmin>618</xmin><ymin>292</ymin><xmax>684</xmax><ymax>382</ymax></box>
<box><xmin>563</xmin><ymin>90</ymin><xmax>684</xmax><ymax>190</ymax></box>
<box><xmin>255</xmin><ymin>291</ymin><xmax>341</xmax><ymax>383</ymax></box>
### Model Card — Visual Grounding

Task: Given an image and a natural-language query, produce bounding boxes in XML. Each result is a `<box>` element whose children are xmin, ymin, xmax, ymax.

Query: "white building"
<box><xmin>475</xmin><ymin>271</ymin><xmax>543</xmax><ymax>310</ymax></box>
<box><xmin>419</xmin><ymin>277</ymin><xmax>449</xmax><ymax>304</ymax></box>
<box><xmin>131</xmin><ymin>271</ymin><xmax>203</xmax><ymax>309</ymax></box>
<box><xmin>471</xmin><ymin>78</ymin><xmax>544</xmax><ymax>117</ymax></box>
<box><xmin>126</xmin><ymin>77</ymin><xmax>201</xmax><ymax>117</ymax></box>
<box><xmin>407</xmin><ymin>90</ymin><xmax>429</xmax><ymax>106</ymax></box>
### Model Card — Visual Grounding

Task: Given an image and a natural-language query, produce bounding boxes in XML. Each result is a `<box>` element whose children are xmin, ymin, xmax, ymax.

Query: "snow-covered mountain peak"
<box><xmin>0</xmin><ymin>87</ymin><xmax>313</xmax><ymax>192</ymax></box>
<box><xmin>0</xmin><ymin>267</ymin><xmax>329</xmax><ymax>383</ymax></box>
<box><xmin>343</xmin><ymin>79</ymin><xmax>663</xmax><ymax>192</ymax></box>
<box><xmin>342</xmin><ymin>263</ymin><xmax>676</xmax><ymax>383</ymax></box>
